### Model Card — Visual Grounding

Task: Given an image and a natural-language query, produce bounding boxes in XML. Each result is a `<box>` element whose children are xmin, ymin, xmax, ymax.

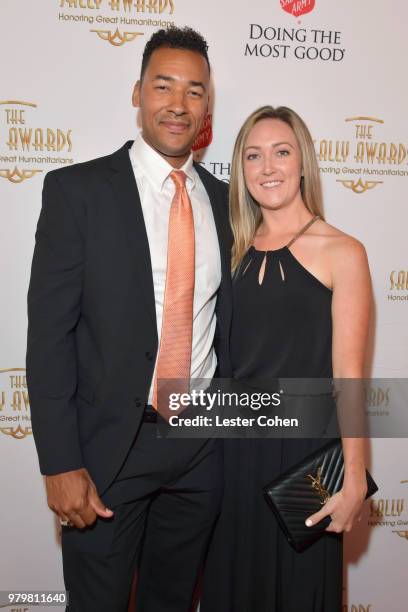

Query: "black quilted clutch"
<box><xmin>263</xmin><ymin>438</ymin><xmax>378</xmax><ymax>552</ymax></box>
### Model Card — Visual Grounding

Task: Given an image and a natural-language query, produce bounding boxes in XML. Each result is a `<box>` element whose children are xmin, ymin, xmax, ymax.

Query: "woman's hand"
<box><xmin>305</xmin><ymin>475</ymin><xmax>367</xmax><ymax>533</ymax></box>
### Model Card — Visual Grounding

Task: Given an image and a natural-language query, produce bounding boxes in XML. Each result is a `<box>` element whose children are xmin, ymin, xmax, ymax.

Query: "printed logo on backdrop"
<box><xmin>192</xmin><ymin>114</ymin><xmax>213</xmax><ymax>154</ymax></box>
<box><xmin>0</xmin><ymin>101</ymin><xmax>73</xmax><ymax>184</ymax></box>
<box><xmin>365</xmin><ymin>385</ymin><xmax>390</xmax><ymax>417</ymax></box>
<box><xmin>245</xmin><ymin>1</ymin><xmax>345</xmax><ymax>62</ymax></box>
<box><xmin>369</xmin><ymin>480</ymin><xmax>408</xmax><ymax>541</ymax></box>
<box><xmin>196</xmin><ymin>159</ymin><xmax>230</xmax><ymax>184</ymax></box>
<box><xmin>0</xmin><ymin>368</ymin><xmax>31</xmax><ymax>440</ymax></box>
<box><xmin>191</xmin><ymin>115</ymin><xmax>230</xmax><ymax>181</ymax></box>
<box><xmin>57</xmin><ymin>0</ymin><xmax>175</xmax><ymax>47</ymax></box>
<box><xmin>394</xmin><ymin>481</ymin><xmax>408</xmax><ymax>540</ymax></box>
<box><xmin>280</xmin><ymin>0</ymin><xmax>315</xmax><ymax>19</ymax></box>
<box><xmin>388</xmin><ymin>270</ymin><xmax>408</xmax><ymax>303</ymax></box>
<box><xmin>316</xmin><ymin>116</ymin><xmax>408</xmax><ymax>194</ymax></box>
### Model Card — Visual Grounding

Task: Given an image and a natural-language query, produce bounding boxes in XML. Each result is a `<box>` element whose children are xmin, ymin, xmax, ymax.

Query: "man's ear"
<box><xmin>132</xmin><ymin>80</ymin><xmax>141</xmax><ymax>108</ymax></box>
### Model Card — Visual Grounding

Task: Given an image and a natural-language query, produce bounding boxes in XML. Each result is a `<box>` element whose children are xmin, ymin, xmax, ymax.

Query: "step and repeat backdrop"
<box><xmin>1</xmin><ymin>1</ymin><xmax>407</xmax><ymax>611</ymax></box>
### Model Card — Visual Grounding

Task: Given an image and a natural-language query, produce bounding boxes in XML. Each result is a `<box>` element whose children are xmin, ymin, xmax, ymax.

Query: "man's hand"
<box><xmin>46</xmin><ymin>468</ymin><xmax>114</xmax><ymax>529</ymax></box>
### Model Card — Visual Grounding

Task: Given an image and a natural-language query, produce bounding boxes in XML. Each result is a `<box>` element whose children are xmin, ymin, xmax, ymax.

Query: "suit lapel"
<box><xmin>194</xmin><ymin>163</ymin><xmax>232</xmax><ymax>289</ymax></box>
<box><xmin>108</xmin><ymin>141</ymin><xmax>157</xmax><ymax>329</ymax></box>
<box><xmin>194</xmin><ymin>163</ymin><xmax>232</xmax><ymax>375</ymax></box>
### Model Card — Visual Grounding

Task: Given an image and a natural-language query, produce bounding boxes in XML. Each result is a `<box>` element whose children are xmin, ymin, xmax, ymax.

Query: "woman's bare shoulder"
<box><xmin>314</xmin><ymin>220</ymin><xmax>369</xmax><ymax>285</ymax></box>
<box><xmin>315</xmin><ymin>219</ymin><xmax>367</xmax><ymax>260</ymax></box>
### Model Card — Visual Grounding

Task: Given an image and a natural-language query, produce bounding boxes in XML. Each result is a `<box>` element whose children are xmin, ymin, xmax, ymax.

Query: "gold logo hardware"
<box><xmin>0</xmin><ymin>167</ymin><xmax>43</xmax><ymax>183</ymax></box>
<box><xmin>90</xmin><ymin>28</ymin><xmax>144</xmax><ymax>46</ymax></box>
<box><xmin>336</xmin><ymin>178</ymin><xmax>383</xmax><ymax>194</ymax></box>
<box><xmin>307</xmin><ymin>466</ymin><xmax>331</xmax><ymax>504</ymax></box>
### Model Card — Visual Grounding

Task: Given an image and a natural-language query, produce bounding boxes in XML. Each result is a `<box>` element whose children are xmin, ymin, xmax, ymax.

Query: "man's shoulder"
<box><xmin>45</xmin><ymin>141</ymin><xmax>132</xmax><ymax>185</ymax></box>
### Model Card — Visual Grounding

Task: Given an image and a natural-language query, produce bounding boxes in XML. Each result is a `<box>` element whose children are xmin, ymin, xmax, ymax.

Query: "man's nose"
<box><xmin>168</xmin><ymin>89</ymin><xmax>187</xmax><ymax>115</ymax></box>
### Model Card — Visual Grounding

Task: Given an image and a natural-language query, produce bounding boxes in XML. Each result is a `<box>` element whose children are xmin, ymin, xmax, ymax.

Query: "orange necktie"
<box><xmin>153</xmin><ymin>170</ymin><xmax>195</xmax><ymax>418</ymax></box>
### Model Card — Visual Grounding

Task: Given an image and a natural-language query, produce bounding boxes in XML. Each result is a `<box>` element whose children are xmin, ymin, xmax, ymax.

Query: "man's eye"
<box><xmin>155</xmin><ymin>85</ymin><xmax>168</xmax><ymax>91</ymax></box>
<box><xmin>190</xmin><ymin>90</ymin><xmax>203</xmax><ymax>97</ymax></box>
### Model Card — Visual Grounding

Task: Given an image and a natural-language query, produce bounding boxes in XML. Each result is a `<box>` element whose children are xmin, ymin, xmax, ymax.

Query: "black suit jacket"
<box><xmin>26</xmin><ymin>141</ymin><xmax>232</xmax><ymax>495</ymax></box>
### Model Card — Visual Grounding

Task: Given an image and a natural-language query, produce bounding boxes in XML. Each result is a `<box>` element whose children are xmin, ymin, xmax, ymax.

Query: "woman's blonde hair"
<box><xmin>230</xmin><ymin>105</ymin><xmax>324</xmax><ymax>273</ymax></box>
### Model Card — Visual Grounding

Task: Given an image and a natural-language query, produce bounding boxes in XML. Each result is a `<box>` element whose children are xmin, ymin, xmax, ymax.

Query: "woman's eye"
<box><xmin>246</xmin><ymin>153</ymin><xmax>259</xmax><ymax>161</ymax></box>
<box><xmin>277</xmin><ymin>149</ymin><xmax>290</xmax><ymax>156</ymax></box>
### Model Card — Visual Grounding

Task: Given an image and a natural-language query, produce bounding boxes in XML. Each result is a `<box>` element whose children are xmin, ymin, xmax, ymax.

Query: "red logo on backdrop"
<box><xmin>280</xmin><ymin>0</ymin><xmax>315</xmax><ymax>18</ymax></box>
<box><xmin>192</xmin><ymin>114</ymin><xmax>213</xmax><ymax>151</ymax></box>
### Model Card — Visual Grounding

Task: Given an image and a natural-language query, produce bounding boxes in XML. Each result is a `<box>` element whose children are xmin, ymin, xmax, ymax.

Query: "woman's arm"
<box><xmin>306</xmin><ymin>235</ymin><xmax>372</xmax><ymax>532</ymax></box>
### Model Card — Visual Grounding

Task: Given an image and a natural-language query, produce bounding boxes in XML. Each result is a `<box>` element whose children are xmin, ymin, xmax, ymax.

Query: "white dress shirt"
<box><xmin>129</xmin><ymin>133</ymin><xmax>221</xmax><ymax>403</ymax></box>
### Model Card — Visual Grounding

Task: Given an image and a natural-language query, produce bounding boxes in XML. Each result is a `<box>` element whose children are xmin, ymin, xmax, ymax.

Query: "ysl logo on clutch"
<box><xmin>307</xmin><ymin>467</ymin><xmax>331</xmax><ymax>504</ymax></box>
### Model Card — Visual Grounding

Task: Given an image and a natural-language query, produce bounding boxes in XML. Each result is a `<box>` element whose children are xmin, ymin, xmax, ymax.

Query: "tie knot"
<box><xmin>170</xmin><ymin>170</ymin><xmax>187</xmax><ymax>190</ymax></box>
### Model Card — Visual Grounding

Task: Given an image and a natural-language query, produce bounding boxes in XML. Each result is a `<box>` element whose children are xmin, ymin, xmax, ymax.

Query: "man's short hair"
<box><xmin>140</xmin><ymin>26</ymin><xmax>210</xmax><ymax>80</ymax></box>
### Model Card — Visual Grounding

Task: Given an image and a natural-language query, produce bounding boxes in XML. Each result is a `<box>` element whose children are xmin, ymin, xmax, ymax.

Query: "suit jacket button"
<box><xmin>145</xmin><ymin>351</ymin><xmax>154</xmax><ymax>361</ymax></box>
<box><xmin>134</xmin><ymin>398</ymin><xmax>142</xmax><ymax>408</ymax></box>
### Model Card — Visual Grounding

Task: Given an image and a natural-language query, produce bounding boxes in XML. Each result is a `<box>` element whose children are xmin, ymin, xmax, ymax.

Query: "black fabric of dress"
<box><xmin>201</xmin><ymin>235</ymin><xmax>343</xmax><ymax>612</ymax></box>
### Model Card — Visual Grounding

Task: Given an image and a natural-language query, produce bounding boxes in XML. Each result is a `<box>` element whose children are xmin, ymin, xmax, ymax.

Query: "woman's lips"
<box><xmin>260</xmin><ymin>180</ymin><xmax>283</xmax><ymax>188</ymax></box>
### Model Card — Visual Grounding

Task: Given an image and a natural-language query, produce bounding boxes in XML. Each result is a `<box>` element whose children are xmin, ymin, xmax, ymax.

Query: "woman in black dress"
<box><xmin>202</xmin><ymin>106</ymin><xmax>371</xmax><ymax>611</ymax></box>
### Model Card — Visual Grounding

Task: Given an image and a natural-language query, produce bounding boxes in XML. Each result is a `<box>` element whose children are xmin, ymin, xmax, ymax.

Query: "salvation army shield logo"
<box><xmin>192</xmin><ymin>114</ymin><xmax>213</xmax><ymax>152</ymax></box>
<box><xmin>280</xmin><ymin>0</ymin><xmax>316</xmax><ymax>18</ymax></box>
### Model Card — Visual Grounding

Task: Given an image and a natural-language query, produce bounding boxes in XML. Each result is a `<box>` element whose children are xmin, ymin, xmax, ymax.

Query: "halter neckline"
<box><xmin>250</xmin><ymin>215</ymin><xmax>320</xmax><ymax>253</ymax></box>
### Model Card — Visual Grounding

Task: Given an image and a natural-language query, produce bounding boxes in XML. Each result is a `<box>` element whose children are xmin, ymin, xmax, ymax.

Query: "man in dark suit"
<box><xmin>27</xmin><ymin>26</ymin><xmax>231</xmax><ymax>611</ymax></box>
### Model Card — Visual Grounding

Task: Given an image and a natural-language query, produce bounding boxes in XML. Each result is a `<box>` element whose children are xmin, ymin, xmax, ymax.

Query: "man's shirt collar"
<box><xmin>130</xmin><ymin>132</ymin><xmax>196</xmax><ymax>192</ymax></box>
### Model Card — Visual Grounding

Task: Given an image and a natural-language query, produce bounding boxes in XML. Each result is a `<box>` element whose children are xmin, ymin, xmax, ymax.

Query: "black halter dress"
<box><xmin>202</xmin><ymin>217</ymin><xmax>343</xmax><ymax>612</ymax></box>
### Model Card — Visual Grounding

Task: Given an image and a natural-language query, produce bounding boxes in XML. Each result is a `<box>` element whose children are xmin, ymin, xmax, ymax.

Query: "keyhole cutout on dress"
<box><xmin>242</xmin><ymin>258</ymin><xmax>253</xmax><ymax>276</ymax></box>
<box><xmin>278</xmin><ymin>259</ymin><xmax>285</xmax><ymax>282</ymax></box>
<box><xmin>258</xmin><ymin>253</ymin><xmax>267</xmax><ymax>285</ymax></box>
<box><xmin>252</xmin><ymin>216</ymin><xmax>320</xmax><ymax>286</ymax></box>
<box><xmin>257</xmin><ymin>255</ymin><xmax>285</xmax><ymax>285</ymax></box>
